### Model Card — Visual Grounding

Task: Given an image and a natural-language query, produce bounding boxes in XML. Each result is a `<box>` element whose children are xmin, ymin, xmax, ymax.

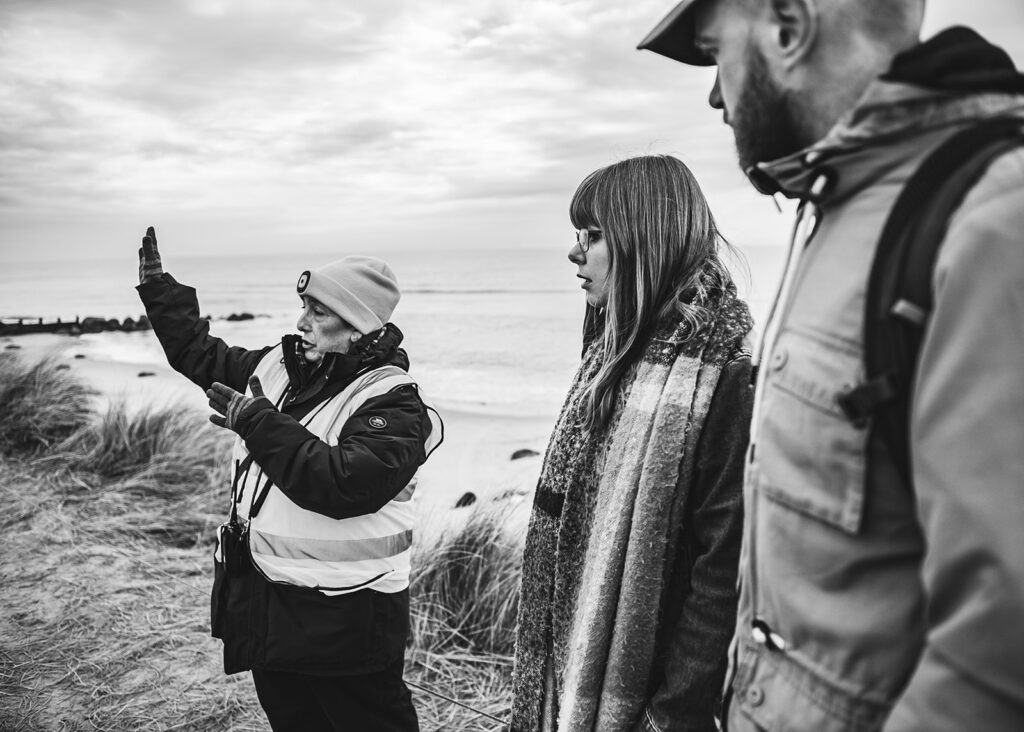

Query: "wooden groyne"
<box><xmin>0</xmin><ymin>312</ymin><xmax>265</xmax><ymax>337</ymax></box>
<box><xmin>0</xmin><ymin>316</ymin><xmax>153</xmax><ymax>337</ymax></box>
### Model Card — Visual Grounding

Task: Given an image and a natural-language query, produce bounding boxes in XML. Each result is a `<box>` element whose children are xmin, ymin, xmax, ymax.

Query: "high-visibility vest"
<box><xmin>229</xmin><ymin>345</ymin><xmax>442</xmax><ymax>595</ymax></box>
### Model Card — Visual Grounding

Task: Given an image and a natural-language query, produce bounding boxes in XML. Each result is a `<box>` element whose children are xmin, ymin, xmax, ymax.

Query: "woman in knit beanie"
<box><xmin>137</xmin><ymin>230</ymin><xmax>442</xmax><ymax>732</ymax></box>
<box><xmin>510</xmin><ymin>155</ymin><xmax>753</xmax><ymax>732</ymax></box>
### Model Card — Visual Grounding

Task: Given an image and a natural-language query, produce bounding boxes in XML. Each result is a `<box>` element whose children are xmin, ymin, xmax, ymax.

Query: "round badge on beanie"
<box><xmin>296</xmin><ymin>256</ymin><xmax>400</xmax><ymax>334</ymax></box>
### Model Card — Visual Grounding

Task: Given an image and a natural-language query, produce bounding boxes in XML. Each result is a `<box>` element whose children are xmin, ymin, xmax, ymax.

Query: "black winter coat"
<box><xmin>138</xmin><ymin>274</ymin><xmax>436</xmax><ymax>676</ymax></box>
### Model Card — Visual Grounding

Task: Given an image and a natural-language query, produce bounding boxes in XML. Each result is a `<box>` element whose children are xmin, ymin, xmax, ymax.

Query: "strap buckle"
<box><xmin>836</xmin><ymin>375</ymin><xmax>898</xmax><ymax>427</ymax></box>
<box><xmin>891</xmin><ymin>298</ymin><xmax>928</xmax><ymax>326</ymax></box>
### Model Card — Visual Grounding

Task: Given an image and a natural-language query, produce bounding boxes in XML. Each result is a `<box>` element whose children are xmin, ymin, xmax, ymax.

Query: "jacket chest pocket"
<box><xmin>756</xmin><ymin>328</ymin><xmax>867</xmax><ymax>534</ymax></box>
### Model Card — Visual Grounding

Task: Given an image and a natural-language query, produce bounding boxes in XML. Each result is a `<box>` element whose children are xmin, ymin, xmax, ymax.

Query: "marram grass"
<box><xmin>410</xmin><ymin>506</ymin><xmax>522</xmax><ymax>657</ymax></box>
<box><xmin>0</xmin><ymin>353</ymin><xmax>520</xmax><ymax>731</ymax></box>
<box><xmin>0</xmin><ymin>352</ymin><xmax>95</xmax><ymax>455</ymax></box>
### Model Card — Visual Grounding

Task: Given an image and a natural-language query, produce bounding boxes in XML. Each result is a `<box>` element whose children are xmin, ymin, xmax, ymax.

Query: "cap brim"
<box><xmin>637</xmin><ymin>0</ymin><xmax>714</xmax><ymax>66</ymax></box>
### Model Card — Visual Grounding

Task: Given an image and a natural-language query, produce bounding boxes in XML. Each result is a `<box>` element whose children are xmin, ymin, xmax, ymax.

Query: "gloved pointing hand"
<box><xmin>138</xmin><ymin>225</ymin><xmax>164</xmax><ymax>285</ymax></box>
<box><xmin>207</xmin><ymin>376</ymin><xmax>276</xmax><ymax>435</ymax></box>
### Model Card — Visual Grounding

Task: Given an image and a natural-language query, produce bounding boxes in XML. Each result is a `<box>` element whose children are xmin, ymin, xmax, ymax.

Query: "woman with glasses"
<box><xmin>511</xmin><ymin>155</ymin><xmax>753</xmax><ymax>732</ymax></box>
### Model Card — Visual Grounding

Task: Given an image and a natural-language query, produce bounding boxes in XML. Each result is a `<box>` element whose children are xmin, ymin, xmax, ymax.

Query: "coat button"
<box><xmin>747</xmin><ymin>686</ymin><xmax>765</xmax><ymax>707</ymax></box>
<box><xmin>752</xmin><ymin>626</ymin><xmax>768</xmax><ymax>645</ymax></box>
<box><xmin>769</xmin><ymin>348</ymin><xmax>787</xmax><ymax>371</ymax></box>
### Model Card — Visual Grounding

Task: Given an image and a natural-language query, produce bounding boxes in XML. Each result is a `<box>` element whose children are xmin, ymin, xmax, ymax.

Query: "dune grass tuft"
<box><xmin>0</xmin><ymin>352</ymin><xmax>95</xmax><ymax>455</ymax></box>
<box><xmin>50</xmin><ymin>400</ymin><xmax>234</xmax><ymax>549</ymax></box>
<box><xmin>403</xmin><ymin>508</ymin><xmax>522</xmax><ymax>729</ymax></box>
<box><xmin>57</xmin><ymin>400</ymin><xmax>230</xmax><ymax>487</ymax></box>
<box><xmin>410</xmin><ymin>507</ymin><xmax>522</xmax><ymax>657</ymax></box>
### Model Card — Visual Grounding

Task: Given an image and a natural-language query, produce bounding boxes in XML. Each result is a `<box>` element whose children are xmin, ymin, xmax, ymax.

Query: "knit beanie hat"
<box><xmin>296</xmin><ymin>256</ymin><xmax>400</xmax><ymax>334</ymax></box>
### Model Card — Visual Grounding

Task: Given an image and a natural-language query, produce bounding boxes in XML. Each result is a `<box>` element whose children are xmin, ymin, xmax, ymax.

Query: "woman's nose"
<box><xmin>568</xmin><ymin>242</ymin><xmax>585</xmax><ymax>265</ymax></box>
<box><xmin>296</xmin><ymin>311</ymin><xmax>309</xmax><ymax>332</ymax></box>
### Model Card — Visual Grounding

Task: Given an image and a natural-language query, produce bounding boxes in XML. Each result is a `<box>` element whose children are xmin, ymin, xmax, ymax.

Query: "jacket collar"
<box><xmin>747</xmin><ymin>27</ymin><xmax>1024</xmax><ymax>204</ymax></box>
<box><xmin>280</xmin><ymin>324</ymin><xmax>409</xmax><ymax>403</ymax></box>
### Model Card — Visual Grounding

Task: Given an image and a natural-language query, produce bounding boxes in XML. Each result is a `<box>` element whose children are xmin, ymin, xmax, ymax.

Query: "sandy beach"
<box><xmin>2</xmin><ymin>332</ymin><xmax>550</xmax><ymax>532</ymax></box>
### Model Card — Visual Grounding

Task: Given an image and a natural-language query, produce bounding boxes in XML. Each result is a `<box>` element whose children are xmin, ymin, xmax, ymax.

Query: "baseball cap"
<box><xmin>637</xmin><ymin>0</ymin><xmax>715</xmax><ymax>66</ymax></box>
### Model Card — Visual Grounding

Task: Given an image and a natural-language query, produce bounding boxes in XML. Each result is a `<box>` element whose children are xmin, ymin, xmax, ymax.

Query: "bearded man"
<box><xmin>640</xmin><ymin>2</ymin><xmax>1024</xmax><ymax>730</ymax></box>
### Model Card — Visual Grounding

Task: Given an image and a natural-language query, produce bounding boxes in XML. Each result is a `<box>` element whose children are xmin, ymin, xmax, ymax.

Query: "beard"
<box><xmin>731</xmin><ymin>45</ymin><xmax>810</xmax><ymax>171</ymax></box>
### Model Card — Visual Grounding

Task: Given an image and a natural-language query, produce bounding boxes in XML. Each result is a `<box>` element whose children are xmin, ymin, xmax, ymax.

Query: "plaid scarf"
<box><xmin>510</xmin><ymin>286</ymin><xmax>752</xmax><ymax>732</ymax></box>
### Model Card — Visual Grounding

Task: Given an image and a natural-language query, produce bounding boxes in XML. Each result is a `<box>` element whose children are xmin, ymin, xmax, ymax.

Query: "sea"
<box><xmin>0</xmin><ymin>245</ymin><xmax>785</xmax><ymax>418</ymax></box>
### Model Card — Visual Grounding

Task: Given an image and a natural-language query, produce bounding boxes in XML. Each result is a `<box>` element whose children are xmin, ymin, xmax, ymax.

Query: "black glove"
<box><xmin>138</xmin><ymin>225</ymin><xmax>164</xmax><ymax>285</ymax></box>
<box><xmin>207</xmin><ymin>376</ymin><xmax>276</xmax><ymax>435</ymax></box>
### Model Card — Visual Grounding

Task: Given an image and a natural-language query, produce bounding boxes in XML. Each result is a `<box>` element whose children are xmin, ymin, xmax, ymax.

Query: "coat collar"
<box><xmin>279</xmin><ymin>325</ymin><xmax>409</xmax><ymax>405</ymax></box>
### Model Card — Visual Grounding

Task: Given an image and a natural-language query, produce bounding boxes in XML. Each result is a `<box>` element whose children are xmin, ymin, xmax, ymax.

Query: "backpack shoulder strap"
<box><xmin>838</xmin><ymin>117</ymin><xmax>1024</xmax><ymax>486</ymax></box>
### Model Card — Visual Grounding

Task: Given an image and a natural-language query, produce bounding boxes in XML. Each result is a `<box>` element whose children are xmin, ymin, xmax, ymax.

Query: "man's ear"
<box><xmin>768</xmin><ymin>0</ymin><xmax>817</xmax><ymax>66</ymax></box>
<box><xmin>351</xmin><ymin>330</ymin><xmax>363</xmax><ymax>343</ymax></box>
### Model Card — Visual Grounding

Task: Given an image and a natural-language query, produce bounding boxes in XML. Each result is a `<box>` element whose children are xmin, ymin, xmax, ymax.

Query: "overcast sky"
<box><xmin>1</xmin><ymin>0</ymin><xmax>1022</xmax><ymax>263</ymax></box>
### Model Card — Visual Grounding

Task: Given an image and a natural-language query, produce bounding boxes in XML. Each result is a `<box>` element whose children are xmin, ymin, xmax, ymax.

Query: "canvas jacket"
<box><xmin>138</xmin><ymin>273</ymin><xmax>436</xmax><ymax>675</ymax></box>
<box><xmin>724</xmin><ymin>28</ymin><xmax>1024</xmax><ymax>732</ymax></box>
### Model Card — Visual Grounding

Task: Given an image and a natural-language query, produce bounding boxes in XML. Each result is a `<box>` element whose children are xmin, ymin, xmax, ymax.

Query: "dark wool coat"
<box><xmin>512</xmin><ymin>288</ymin><xmax>753</xmax><ymax>732</ymax></box>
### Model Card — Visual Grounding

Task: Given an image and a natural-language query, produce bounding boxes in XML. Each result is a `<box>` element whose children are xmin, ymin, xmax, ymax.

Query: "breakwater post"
<box><xmin>0</xmin><ymin>315</ymin><xmax>152</xmax><ymax>336</ymax></box>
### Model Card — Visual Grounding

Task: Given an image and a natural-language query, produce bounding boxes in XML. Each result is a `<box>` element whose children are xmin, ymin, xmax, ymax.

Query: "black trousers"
<box><xmin>252</xmin><ymin>657</ymin><xmax>419</xmax><ymax>732</ymax></box>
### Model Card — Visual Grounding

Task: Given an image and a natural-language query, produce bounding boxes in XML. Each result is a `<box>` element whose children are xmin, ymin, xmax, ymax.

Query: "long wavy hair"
<box><xmin>570</xmin><ymin>154</ymin><xmax>733</xmax><ymax>433</ymax></box>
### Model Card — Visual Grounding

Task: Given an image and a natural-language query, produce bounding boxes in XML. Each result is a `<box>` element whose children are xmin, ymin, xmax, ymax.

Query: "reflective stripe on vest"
<box><xmin>229</xmin><ymin>345</ymin><xmax>442</xmax><ymax>595</ymax></box>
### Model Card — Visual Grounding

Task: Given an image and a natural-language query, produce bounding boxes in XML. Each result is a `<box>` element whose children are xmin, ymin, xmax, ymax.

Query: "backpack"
<box><xmin>836</xmin><ymin>116</ymin><xmax>1024</xmax><ymax>486</ymax></box>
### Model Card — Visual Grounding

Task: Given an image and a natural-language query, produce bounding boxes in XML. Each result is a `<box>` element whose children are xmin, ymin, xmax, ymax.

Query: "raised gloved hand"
<box><xmin>138</xmin><ymin>225</ymin><xmax>164</xmax><ymax>285</ymax></box>
<box><xmin>207</xmin><ymin>376</ymin><xmax>276</xmax><ymax>435</ymax></box>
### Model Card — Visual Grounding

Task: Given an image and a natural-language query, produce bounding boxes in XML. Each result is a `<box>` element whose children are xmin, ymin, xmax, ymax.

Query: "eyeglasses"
<box><xmin>575</xmin><ymin>228</ymin><xmax>602</xmax><ymax>253</ymax></box>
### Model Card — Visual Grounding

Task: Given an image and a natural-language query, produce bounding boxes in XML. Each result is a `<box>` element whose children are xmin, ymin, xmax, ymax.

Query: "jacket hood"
<box><xmin>749</xmin><ymin>27</ymin><xmax>1024</xmax><ymax>202</ymax></box>
<box><xmin>881</xmin><ymin>26</ymin><xmax>1024</xmax><ymax>95</ymax></box>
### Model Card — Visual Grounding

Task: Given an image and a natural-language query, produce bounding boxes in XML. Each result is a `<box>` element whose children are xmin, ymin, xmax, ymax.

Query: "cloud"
<box><xmin>1</xmin><ymin>0</ymin><xmax>717</xmax><ymax>224</ymax></box>
<box><xmin>1</xmin><ymin>0</ymin><xmax>1021</xmax><ymax>264</ymax></box>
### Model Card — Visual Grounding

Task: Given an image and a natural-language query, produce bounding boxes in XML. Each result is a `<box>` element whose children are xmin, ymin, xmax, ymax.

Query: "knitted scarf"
<box><xmin>510</xmin><ymin>286</ymin><xmax>752</xmax><ymax>732</ymax></box>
